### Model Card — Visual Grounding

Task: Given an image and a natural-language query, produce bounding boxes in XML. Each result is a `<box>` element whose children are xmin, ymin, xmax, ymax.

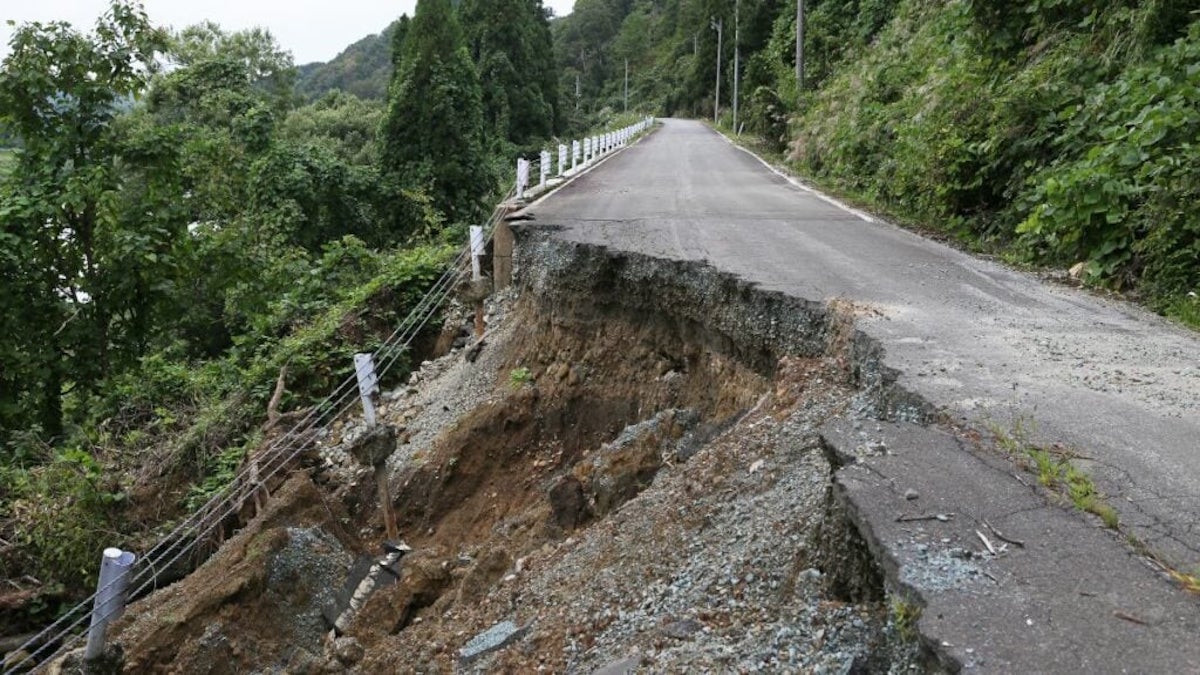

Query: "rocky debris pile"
<box><xmin>110</xmin><ymin>475</ymin><xmax>357</xmax><ymax>673</ymax></box>
<box><xmin>355</xmin><ymin>349</ymin><xmax>928</xmax><ymax>672</ymax></box>
<box><xmin>104</xmin><ymin>241</ymin><xmax>936</xmax><ymax>673</ymax></box>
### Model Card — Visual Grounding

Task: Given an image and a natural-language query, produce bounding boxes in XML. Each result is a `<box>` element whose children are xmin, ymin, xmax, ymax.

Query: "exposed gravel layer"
<box><xmin>315</xmin><ymin>289</ymin><xmax>520</xmax><ymax>504</ymax></box>
<box><xmin>349</xmin><ymin>287</ymin><xmax>930</xmax><ymax>671</ymax></box>
<box><xmin>505</xmin><ymin>377</ymin><xmax>922</xmax><ymax>674</ymax></box>
<box><xmin>338</xmin><ymin>238</ymin><xmax>935</xmax><ymax>673</ymax></box>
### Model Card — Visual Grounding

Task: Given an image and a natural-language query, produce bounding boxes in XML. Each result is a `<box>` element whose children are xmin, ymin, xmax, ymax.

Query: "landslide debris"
<box><xmin>106</xmin><ymin>234</ymin><xmax>930</xmax><ymax>673</ymax></box>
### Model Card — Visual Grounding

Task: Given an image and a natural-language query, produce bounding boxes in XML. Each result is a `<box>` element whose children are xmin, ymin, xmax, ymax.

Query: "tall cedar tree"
<box><xmin>461</xmin><ymin>0</ymin><xmax>559</xmax><ymax>145</ymax></box>
<box><xmin>381</xmin><ymin>0</ymin><xmax>489</xmax><ymax>226</ymax></box>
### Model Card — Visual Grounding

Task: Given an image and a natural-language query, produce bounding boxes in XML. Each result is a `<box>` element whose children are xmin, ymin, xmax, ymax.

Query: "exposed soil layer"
<box><xmin>104</xmin><ymin>233</ymin><xmax>930</xmax><ymax>673</ymax></box>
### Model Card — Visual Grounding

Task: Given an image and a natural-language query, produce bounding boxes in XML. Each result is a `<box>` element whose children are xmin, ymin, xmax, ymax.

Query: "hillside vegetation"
<box><xmin>555</xmin><ymin>0</ymin><xmax>1200</xmax><ymax>325</ymax></box>
<box><xmin>0</xmin><ymin>0</ymin><xmax>564</xmax><ymax>631</ymax></box>
<box><xmin>295</xmin><ymin>22</ymin><xmax>398</xmax><ymax>102</ymax></box>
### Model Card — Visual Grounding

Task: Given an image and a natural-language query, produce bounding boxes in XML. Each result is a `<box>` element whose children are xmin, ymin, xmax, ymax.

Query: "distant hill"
<box><xmin>295</xmin><ymin>21</ymin><xmax>397</xmax><ymax>102</ymax></box>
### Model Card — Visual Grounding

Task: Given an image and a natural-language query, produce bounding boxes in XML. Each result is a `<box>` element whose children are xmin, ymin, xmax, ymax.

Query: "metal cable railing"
<box><xmin>10</xmin><ymin>116</ymin><xmax>653</xmax><ymax>671</ymax></box>
<box><xmin>11</xmin><ymin>189</ymin><xmax>516</xmax><ymax>673</ymax></box>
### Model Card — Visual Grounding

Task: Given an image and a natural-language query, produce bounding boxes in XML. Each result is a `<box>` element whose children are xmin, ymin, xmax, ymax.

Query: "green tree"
<box><xmin>380</xmin><ymin>0</ymin><xmax>491</xmax><ymax>226</ymax></box>
<box><xmin>461</xmin><ymin>0</ymin><xmax>559</xmax><ymax>144</ymax></box>
<box><xmin>282</xmin><ymin>91</ymin><xmax>385</xmax><ymax>165</ymax></box>
<box><xmin>170</xmin><ymin>21</ymin><xmax>297</xmax><ymax>113</ymax></box>
<box><xmin>0</xmin><ymin>1</ymin><xmax>168</xmax><ymax>440</ymax></box>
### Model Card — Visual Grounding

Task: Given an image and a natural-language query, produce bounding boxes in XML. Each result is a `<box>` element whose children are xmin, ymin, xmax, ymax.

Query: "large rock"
<box><xmin>548</xmin><ymin>474</ymin><xmax>591</xmax><ymax>530</ymax></box>
<box><xmin>580</xmin><ymin>409</ymin><xmax>698</xmax><ymax>517</ymax></box>
<box><xmin>347</xmin><ymin>553</ymin><xmax>453</xmax><ymax>640</ymax></box>
<box><xmin>458</xmin><ymin>620</ymin><xmax>528</xmax><ymax>665</ymax></box>
<box><xmin>347</xmin><ymin>424</ymin><xmax>398</xmax><ymax>467</ymax></box>
<box><xmin>112</xmin><ymin>475</ymin><xmax>353</xmax><ymax>673</ymax></box>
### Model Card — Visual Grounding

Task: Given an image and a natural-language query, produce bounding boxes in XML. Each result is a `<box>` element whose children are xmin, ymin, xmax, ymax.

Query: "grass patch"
<box><xmin>989</xmin><ymin>417</ymin><xmax>1118</xmax><ymax>530</ymax></box>
<box><xmin>991</xmin><ymin>417</ymin><xmax>1200</xmax><ymax>594</ymax></box>
<box><xmin>508</xmin><ymin>366</ymin><xmax>533</xmax><ymax>390</ymax></box>
<box><xmin>890</xmin><ymin>596</ymin><xmax>922</xmax><ymax>641</ymax></box>
<box><xmin>1164</xmin><ymin>293</ymin><xmax>1200</xmax><ymax>330</ymax></box>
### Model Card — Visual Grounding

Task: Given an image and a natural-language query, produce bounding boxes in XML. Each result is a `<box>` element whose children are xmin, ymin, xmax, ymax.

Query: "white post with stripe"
<box><xmin>85</xmin><ymin>548</ymin><xmax>136</xmax><ymax>661</ymax></box>
<box><xmin>354</xmin><ymin>353</ymin><xmax>379</xmax><ymax>427</ymax></box>
<box><xmin>516</xmin><ymin>158</ymin><xmax>530</xmax><ymax>199</ymax></box>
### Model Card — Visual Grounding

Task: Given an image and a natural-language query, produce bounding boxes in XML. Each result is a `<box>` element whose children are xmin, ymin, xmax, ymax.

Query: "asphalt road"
<box><xmin>532</xmin><ymin>118</ymin><xmax>1200</xmax><ymax>570</ymax></box>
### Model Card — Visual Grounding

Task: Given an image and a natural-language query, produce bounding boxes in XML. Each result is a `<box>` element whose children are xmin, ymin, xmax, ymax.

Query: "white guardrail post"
<box><xmin>469</xmin><ymin>224</ymin><xmax>486</xmax><ymax>337</ymax></box>
<box><xmin>558</xmin><ymin>144</ymin><xmax>567</xmax><ymax>176</ymax></box>
<box><xmin>572</xmin><ymin>140</ymin><xmax>580</xmax><ymax>171</ymax></box>
<box><xmin>84</xmin><ymin>548</ymin><xmax>136</xmax><ymax>661</ymax></box>
<box><xmin>354</xmin><ymin>352</ymin><xmax>379</xmax><ymax>427</ymax></box>
<box><xmin>516</xmin><ymin>157</ymin><xmax>530</xmax><ymax>199</ymax></box>
<box><xmin>539</xmin><ymin>150</ymin><xmax>551</xmax><ymax>188</ymax></box>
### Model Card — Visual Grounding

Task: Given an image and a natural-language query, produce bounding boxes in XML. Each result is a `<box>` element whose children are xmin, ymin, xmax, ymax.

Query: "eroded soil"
<box><xmin>104</xmin><ymin>237</ymin><xmax>928</xmax><ymax>674</ymax></box>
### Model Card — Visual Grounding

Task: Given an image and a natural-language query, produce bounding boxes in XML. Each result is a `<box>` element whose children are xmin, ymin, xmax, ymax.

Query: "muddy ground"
<box><xmin>100</xmin><ymin>233</ymin><xmax>935</xmax><ymax>674</ymax></box>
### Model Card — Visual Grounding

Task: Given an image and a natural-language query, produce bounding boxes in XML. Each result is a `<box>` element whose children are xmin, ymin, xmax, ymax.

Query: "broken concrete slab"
<box><xmin>458</xmin><ymin>620</ymin><xmax>529</xmax><ymax>665</ymax></box>
<box><xmin>822</xmin><ymin>419</ymin><xmax>1200</xmax><ymax>673</ymax></box>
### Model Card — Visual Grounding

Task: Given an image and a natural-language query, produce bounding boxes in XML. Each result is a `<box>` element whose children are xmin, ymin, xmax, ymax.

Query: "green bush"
<box><xmin>789</xmin><ymin>0</ymin><xmax>1200</xmax><ymax>323</ymax></box>
<box><xmin>0</xmin><ymin>446</ymin><xmax>123</xmax><ymax>592</ymax></box>
<box><xmin>1019</xmin><ymin>22</ymin><xmax>1200</xmax><ymax>301</ymax></box>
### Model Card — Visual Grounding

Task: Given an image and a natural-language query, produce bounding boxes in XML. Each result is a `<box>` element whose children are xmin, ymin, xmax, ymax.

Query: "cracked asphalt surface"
<box><xmin>531</xmin><ymin>118</ymin><xmax>1200</xmax><ymax>570</ymax></box>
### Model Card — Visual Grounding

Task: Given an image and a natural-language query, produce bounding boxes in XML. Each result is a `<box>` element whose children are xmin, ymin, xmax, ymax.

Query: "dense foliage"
<box><xmin>0</xmin><ymin>0</ymin><xmax>570</xmax><ymax>620</ymax></box>
<box><xmin>381</xmin><ymin>0</ymin><xmax>491</xmax><ymax>225</ymax></box>
<box><xmin>462</xmin><ymin>0</ymin><xmax>560</xmax><ymax>146</ymax></box>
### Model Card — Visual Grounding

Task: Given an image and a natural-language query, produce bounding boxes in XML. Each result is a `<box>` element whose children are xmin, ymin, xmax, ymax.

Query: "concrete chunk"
<box><xmin>457</xmin><ymin>620</ymin><xmax>528</xmax><ymax>665</ymax></box>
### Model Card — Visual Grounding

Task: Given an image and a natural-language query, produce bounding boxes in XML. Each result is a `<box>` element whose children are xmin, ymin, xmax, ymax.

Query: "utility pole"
<box><xmin>711</xmin><ymin>17</ymin><xmax>722</xmax><ymax>123</ymax></box>
<box><xmin>624</xmin><ymin>58</ymin><xmax>629</xmax><ymax>113</ymax></box>
<box><xmin>733</xmin><ymin>0</ymin><xmax>740</xmax><ymax>133</ymax></box>
<box><xmin>795</xmin><ymin>0</ymin><xmax>805</xmax><ymax>88</ymax></box>
<box><xmin>577</xmin><ymin>48</ymin><xmax>585</xmax><ymax>112</ymax></box>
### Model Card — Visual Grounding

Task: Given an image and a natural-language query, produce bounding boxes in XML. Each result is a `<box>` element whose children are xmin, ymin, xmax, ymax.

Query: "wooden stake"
<box><xmin>376</xmin><ymin>464</ymin><xmax>398</xmax><ymax>542</ymax></box>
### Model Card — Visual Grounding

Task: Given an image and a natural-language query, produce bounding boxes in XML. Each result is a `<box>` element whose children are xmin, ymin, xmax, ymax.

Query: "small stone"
<box><xmin>904</xmin><ymin>488</ymin><xmax>919</xmax><ymax>501</ymax></box>
<box><xmin>332</xmin><ymin>637</ymin><xmax>364</xmax><ymax>665</ymax></box>
<box><xmin>661</xmin><ymin>618</ymin><xmax>703</xmax><ymax>640</ymax></box>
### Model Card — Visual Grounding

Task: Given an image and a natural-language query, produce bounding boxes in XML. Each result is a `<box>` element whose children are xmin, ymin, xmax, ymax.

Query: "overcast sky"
<box><xmin>2</xmin><ymin>0</ymin><xmax>576</xmax><ymax>65</ymax></box>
